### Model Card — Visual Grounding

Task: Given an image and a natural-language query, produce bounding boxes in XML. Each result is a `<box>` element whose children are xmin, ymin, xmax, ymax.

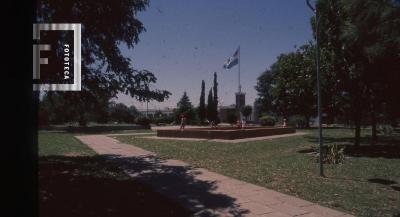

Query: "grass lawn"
<box><xmin>39</xmin><ymin>130</ymin><xmax>155</xmax><ymax>156</ymax></box>
<box><xmin>116</xmin><ymin>128</ymin><xmax>400</xmax><ymax>217</ymax></box>
<box><xmin>39</xmin><ymin>132</ymin><xmax>96</xmax><ymax>156</ymax></box>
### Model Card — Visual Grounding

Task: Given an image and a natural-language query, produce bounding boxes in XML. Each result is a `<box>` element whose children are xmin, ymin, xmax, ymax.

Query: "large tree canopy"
<box><xmin>256</xmin><ymin>0</ymin><xmax>400</xmax><ymax>145</ymax></box>
<box><xmin>37</xmin><ymin>0</ymin><xmax>170</xmax><ymax>125</ymax></box>
<box><xmin>316</xmin><ymin>0</ymin><xmax>400</xmax><ymax>144</ymax></box>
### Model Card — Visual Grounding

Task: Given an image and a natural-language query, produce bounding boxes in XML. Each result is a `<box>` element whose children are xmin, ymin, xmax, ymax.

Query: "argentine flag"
<box><xmin>223</xmin><ymin>47</ymin><xmax>239</xmax><ymax>69</ymax></box>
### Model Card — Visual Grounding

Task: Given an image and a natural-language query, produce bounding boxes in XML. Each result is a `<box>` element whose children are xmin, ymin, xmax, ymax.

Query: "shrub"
<box><xmin>227</xmin><ymin>112</ymin><xmax>238</xmax><ymax>125</ymax></box>
<box><xmin>259</xmin><ymin>115</ymin><xmax>276</xmax><ymax>126</ymax></box>
<box><xmin>288</xmin><ymin>115</ymin><xmax>308</xmax><ymax>128</ymax></box>
<box><xmin>378</xmin><ymin>125</ymin><xmax>393</xmax><ymax>136</ymax></box>
<box><xmin>135</xmin><ymin>117</ymin><xmax>150</xmax><ymax>126</ymax></box>
<box><xmin>315</xmin><ymin>144</ymin><xmax>345</xmax><ymax>164</ymax></box>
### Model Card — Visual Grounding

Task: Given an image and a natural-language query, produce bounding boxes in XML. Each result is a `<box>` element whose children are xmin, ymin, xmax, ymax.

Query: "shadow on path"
<box><xmin>108</xmin><ymin>154</ymin><xmax>248</xmax><ymax>216</ymax></box>
<box><xmin>40</xmin><ymin>156</ymin><xmax>190</xmax><ymax>217</ymax></box>
<box><xmin>40</xmin><ymin>155</ymin><xmax>248</xmax><ymax>217</ymax></box>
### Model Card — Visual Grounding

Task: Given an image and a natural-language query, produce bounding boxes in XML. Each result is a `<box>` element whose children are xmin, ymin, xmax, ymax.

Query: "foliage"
<box><xmin>255</xmin><ymin>44</ymin><xmax>318</xmax><ymax>127</ymax></box>
<box><xmin>378</xmin><ymin>125</ymin><xmax>394</xmax><ymax>136</ymax></box>
<box><xmin>255</xmin><ymin>0</ymin><xmax>400</xmax><ymax>145</ymax></box>
<box><xmin>176</xmin><ymin>91</ymin><xmax>196</xmax><ymax>124</ymax></box>
<box><xmin>316</xmin><ymin>0</ymin><xmax>400</xmax><ymax>144</ymax></box>
<box><xmin>206</xmin><ymin>89</ymin><xmax>216</xmax><ymax>122</ymax></box>
<box><xmin>314</xmin><ymin>144</ymin><xmax>345</xmax><ymax>164</ymax></box>
<box><xmin>198</xmin><ymin>80</ymin><xmax>206</xmax><ymax>122</ymax></box>
<box><xmin>37</xmin><ymin>0</ymin><xmax>171</xmax><ymax>126</ymax></box>
<box><xmin>288</xmin><ymin>115</ymin><xmax>309</xmax><ymax>129</ymax></box>
<box><xmin>226</xmin><ymin>112</ymin><xmax>238</xmax><ymax>125</ymax></box>
<box><xmin>259</xmin><ymin>115</ymin><xmax>276</xmax><ymax>126</ymax></box>
<box><xmin>108</xmin><ymin>102</ymin><xmax>138</xmax><ymax>123</ymax></box>
<box><xmin>135</xmin><ymin>116</ymin><xmax>150</xmax><ymax>126</ymax></box>
<box><xmin>241</xmin><ymin>105</ymin><xmax>253</xmax><ymax>120</ymax></box>
<box><xmin>255</xmin><ymin>71</ymin><xmax>275</xmax><ymax>114</ymax></box>
<box><xmin>213</xmin><ymin>72</ymin><xmax>219</xmax><ymax>122</ymax></box>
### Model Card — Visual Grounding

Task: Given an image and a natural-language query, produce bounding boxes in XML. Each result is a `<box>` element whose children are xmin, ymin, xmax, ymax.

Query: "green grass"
<box><xmin>39</xmin><ymin>132</ymin><xmax>96</xmax><ymax>156</ymax></box>
<box><xmin>116</xmin><ymin>128</ymin><xmax>400</xmax><ymax>217</ymax></box>
<box><xmin>38</xmin><ymin>129</ymin><xmax>155</xmax><ymax>156</ymax></box>
<box><xmin>38</xmin><ymin>130</ymin><xmax>154</xmax><ymax>156</ymax></box>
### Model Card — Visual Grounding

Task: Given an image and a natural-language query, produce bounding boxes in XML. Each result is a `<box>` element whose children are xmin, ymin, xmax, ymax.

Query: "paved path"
<box><xmin>76</xmin><ymin>134</ymin><xmax>354</xmax><ymax>217</ymax></box>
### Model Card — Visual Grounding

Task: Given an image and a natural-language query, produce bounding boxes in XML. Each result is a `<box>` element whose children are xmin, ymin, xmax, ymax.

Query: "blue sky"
<box><xmin>117</xmin><ymin>0</ymin><xmax>315</xmax><ymax>110</ymax></box>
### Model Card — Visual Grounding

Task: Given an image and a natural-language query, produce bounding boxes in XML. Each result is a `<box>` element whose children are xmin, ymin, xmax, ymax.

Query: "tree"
<box><xmin>176</xmin><ymin>91</ymin><xmax>196</xmax><ymax>122</ymax></box>
<box><xmin>108</xmin><ymin>102</ymin><xmax>134</xmax><ymax>123</ymax></box>
<box><xmin>37</xmin><ymin>0</ymin><xmax>171</xmax><ymax>126</ymax></box>
<box><xmin>255</xmin><ymin>69</ymin><xmax>275</xmax><ymax>115</ymax></box>
<box><xmin>198</xmin><ymin>80</ymin><xmax>206</xmax><ymax>122</ymax></box>
<box><xmin>39</xmin><ymin>92</ymin><xmax>76</xmax><ymax>125</ymax></box>
<box><xmin>213</xmin><ymin>72</ymin><xmax>219</xmax><ymax>116</ymax></box>
<box><xmin>255</xmin><ymin>42</ymin><xmax>343</xmax><ymax>128</ymax></box>
<box><xmin>129</xmin><ymin>105</ymin><xmax>139</xmax><ymax>120</ymax></box>
<box><xmin>206</xmin><ymin>89</ymin><xmax>215</xmax><ymax>122</ymax></box>
<box><xmin>241</xmin><ymin>105</ymin><xmax>253</xmax><ymax>121</ymax></box>
<box><xmin>227</xmin><ymin>111</ymin><xmax>238</xmax><ymax>125</ymax></box>
<box><xmin>255</xmin><ymin>45</ymin><xmax>317</xmax><ymax>127</ymax></box>
<box><xmin>317</xmin><ymin>0</ymin><xmax>400</xmax><ymax>145</ymax></box>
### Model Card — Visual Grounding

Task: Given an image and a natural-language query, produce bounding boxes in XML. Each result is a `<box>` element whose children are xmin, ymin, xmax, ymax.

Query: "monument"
<box><xmin>235</xmin><ymin>92</ymin><xmax>245</xmax><ymax>117</ymax></box>
<box><xmin>155</xmin><ymin>46</ymin><xmax>295</xmax><ymax>140</ymax></box>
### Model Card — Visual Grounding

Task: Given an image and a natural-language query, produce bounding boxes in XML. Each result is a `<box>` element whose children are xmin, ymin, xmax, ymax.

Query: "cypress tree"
<box><xmin>198</xmin><ymin>80</ymin><xmax>206</xmax><ymax>122</ymax></box>
<box><xmin>207</xmin><ymin>88</ymin><xmax>214</xmax><ymax>121</ymax></box>
<box><xmin>213</xmin><ymin>72</ymin><xmax>219</xmax><ymax>122</ymax></box>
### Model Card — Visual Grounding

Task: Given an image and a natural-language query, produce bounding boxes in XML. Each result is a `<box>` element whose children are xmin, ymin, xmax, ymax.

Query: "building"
<box><xmin>138</xmin><ymin>107</ymin><xmax>175</xmax><ymax>118</ymax></box>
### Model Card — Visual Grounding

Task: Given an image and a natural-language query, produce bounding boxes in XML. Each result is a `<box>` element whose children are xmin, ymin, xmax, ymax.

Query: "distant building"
<box><xmin>138</xmin><ymin>107</ymin><xmax>175</xmax><ymax>118</ymax></box>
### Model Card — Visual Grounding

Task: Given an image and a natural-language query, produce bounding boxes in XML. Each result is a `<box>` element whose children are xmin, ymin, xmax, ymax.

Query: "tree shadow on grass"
<box><xmin>368</xmin><ymin>178</ymin><xmax>397</xmax><ymax>185</ymax></box>
<box><xmin>367</xmin><ymin>178</ymin><xmax>400</xmax><ymax>193</ymax></box>
<box><xmin>40</xmin><ymin>155</ymin><xmax>248</xmax><ymax>217</ymax></box>
<box><xmin>303</xmin><ymin>135</ymin><xmax>400</xmax><ymax>159</ymax></box>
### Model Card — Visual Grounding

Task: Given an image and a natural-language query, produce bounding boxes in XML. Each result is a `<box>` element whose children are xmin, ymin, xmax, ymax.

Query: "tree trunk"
<box><xmin>354</xmin><ymin>114</ymin><xmax>361</xmax><ymax>147</ymax></box>
<box><xmin>371</xmin><ymin>111</ymin><xmax>377</xmax><ymax>142</ymax></box>
<box><xmin>304</xmin><ymin>115</ymin><xmax>310</xmax><ymax>128</ymax></box>
<box><xmin>78</xmin><ymin>114</ymin><xmax>87</xmax><ymax>127</ymax></box>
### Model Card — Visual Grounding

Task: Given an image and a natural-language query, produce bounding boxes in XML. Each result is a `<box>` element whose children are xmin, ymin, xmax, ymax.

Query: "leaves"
<box><xmin>37</xmin><ymin>0</ymin><xmax>171</xmax><ymax>125</ymax></box>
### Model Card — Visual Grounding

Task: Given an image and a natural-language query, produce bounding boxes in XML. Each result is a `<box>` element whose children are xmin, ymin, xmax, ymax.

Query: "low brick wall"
<box><xmin>157</xmin><ymin>127</ymin><xmax>296</xmax><ymax>140</ymax></box>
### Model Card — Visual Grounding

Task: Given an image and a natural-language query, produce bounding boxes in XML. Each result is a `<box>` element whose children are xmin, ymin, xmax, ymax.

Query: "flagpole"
<box><xmin>238</xmin><ymin>46</ymin><xmax>241</xmax><ymax>93</ymax></box>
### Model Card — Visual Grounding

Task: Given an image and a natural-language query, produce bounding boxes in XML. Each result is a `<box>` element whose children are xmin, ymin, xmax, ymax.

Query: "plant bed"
<box><xmin>157</xmin><ymin>126</ymin><xmax>296</xmax><ymax>140</ymax></box>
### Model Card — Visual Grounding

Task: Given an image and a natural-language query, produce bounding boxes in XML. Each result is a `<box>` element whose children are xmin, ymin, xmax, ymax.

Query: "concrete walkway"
<box><xmin>76</xmin><ymin>134</ymin><xmax>354</xmax><ymax>217</ymax></box>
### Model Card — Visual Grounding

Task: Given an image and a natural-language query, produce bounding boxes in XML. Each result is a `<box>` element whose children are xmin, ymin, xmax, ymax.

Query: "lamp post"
<box><xmin>306</xmin><ymin>0</ymin><xmax>324</xmax><ymax>177</ymax></box>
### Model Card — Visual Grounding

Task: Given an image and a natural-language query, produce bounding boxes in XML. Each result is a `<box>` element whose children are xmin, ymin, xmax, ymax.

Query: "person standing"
<box><xmin>283</xmin><ymin>118</ymin><xmax>287</xmax><ymax>127</ymax></box>
<box><xmin>180</xmin><ymin>114</ymin><xmax>187</xmax><ymax>130</ymax></box>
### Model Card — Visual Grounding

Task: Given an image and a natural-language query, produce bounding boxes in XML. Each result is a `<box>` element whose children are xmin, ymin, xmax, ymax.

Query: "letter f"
<box><xmin>33</xmin><ymin>24</ymin><xmax>51</xmax><ymax>79</ymax></box>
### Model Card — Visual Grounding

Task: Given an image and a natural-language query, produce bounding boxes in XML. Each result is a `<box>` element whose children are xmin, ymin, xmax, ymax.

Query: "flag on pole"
<box><xmin>223</xmin><ymin>47</ymin><xmax>239</xmax><ymax>69</ymax></box>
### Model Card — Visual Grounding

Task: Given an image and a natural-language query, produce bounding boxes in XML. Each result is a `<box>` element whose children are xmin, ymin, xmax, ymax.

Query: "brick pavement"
<box><xmin>76</xmin><ymin>134</ymin><xmax>354</xmax><ymax>217</ymax></box>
